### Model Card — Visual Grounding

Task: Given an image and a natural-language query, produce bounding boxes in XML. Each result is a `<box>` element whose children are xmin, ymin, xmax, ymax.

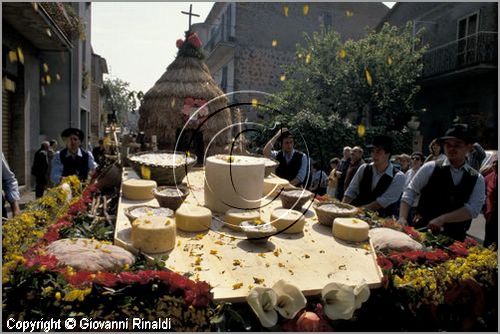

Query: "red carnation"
<box><xmin>169</xmin><ymin>274</ymin><xmax>189</xmax><ymax>294</ymax></box>
<box><xmin>377</xmin><ymin>256</ymin><xmax>393</xmax><ymax>271</ymax></box>
<box><xmin>187</xmin><ymin>33</ymin><xmax>202</xmax><ymax>48</ymax></box>
<box><xmin>65</xmin><ymin>271</ymin><xmax>93</xmax><ymax>287</ymax></box>
<box><xmin>118</xmin><ymin>271</ymin><xmax>141</xmax><ymax>285</ymax></box>
<box><xmin>464</xmin><ymin>237</ymin><xmax>477</xmax><ymax>248</ymax></box>
<box><xmin>176</xmin><ymin>38</ymin><xmax>184</xmax><ymax>49</ymax></box>
<box><xmin>449</xmin><ymin>242</ymin><xmax>469</xmax><ymax>257</ymax></box>
<box><xmin>25</xmin><ymin>254</ymin><xmax>59</xmax><ymax>270</ymax></box>
<box><xmin>94</xmin><ymin>272</ymin><xmax>118</xmax><ymax>287</ymax></box>
<box><xmin>425</xmin><ymin>249</ymin><xmax>449</xmax><ymax>263</ymax></box>
<box><xmin>157</xmin><ymin>270</ymin><xmax>173</xmax><ymax>283</ymax></box>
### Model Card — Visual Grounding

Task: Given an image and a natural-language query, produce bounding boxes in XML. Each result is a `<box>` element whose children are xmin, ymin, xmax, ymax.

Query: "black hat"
<box><xmin>366</xmin><ymin>135</ymin><xmax>393</xmax><ymax>154</ymax></box>
<box><xmin>439</xmin><ymin>124</ymin><xmax>474</xmax><ymax>144</ymax></box>
<box><xmin>61</xmin><ymin>128</ymin><xmax>84</xmax><ymax>141</ymax></box>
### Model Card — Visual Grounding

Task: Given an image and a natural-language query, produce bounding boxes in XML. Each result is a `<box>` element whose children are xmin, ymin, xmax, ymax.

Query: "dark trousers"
<box><xmin>484</xmin><ymin>210</ymin><xmax>498</xmax><ymax>249</ymax></box>
<box><xmin>35</xmin><ymin>175</ymin><xmax>48</xmax><ymax>198</ymax></box>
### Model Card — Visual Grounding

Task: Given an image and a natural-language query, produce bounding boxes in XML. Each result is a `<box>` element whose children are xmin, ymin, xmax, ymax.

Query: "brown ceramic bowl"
<box><xmin>280</xmin><ymin>189</ymin><xmax>314</xmax><ymax>210</ymax></box>
<box><xmin>152</xmin><ymin>185</ymin><xmax>189</xmax><ymax>211</ymax></box>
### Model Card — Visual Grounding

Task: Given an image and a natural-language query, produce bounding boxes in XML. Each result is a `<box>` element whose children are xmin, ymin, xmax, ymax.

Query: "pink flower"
<box><xmin>187</xmin><ymin>33</ymin><xmax>202</xmax><ymax>48</ymax></box>
<box><xmin>296</xmin><ymin>312</ymin><xmax>321</xmax><ymax>332</ymax></box>
<box><xmin>176</xmin><ymin>38</ymin><xmax>184</xmax><ymax>48</ymax></box>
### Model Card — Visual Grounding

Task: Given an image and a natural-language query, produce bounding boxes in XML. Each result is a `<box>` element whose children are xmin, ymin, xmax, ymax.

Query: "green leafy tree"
<box><xmin>262</xmin><ymin>22</ymin><xmax>426</xmax><ymax>165</ymax></box>
<box><xmin>102</xmin><ymin>77</ymin><xmax>143</xmax><ymax>132</ymax></box>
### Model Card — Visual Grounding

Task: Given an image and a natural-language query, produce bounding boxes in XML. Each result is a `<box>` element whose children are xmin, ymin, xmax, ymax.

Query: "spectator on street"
<box><xmin>31</xmin><ymin>141</ymin><xmax>50</xmax><ymax>198</ymax></box>
<box><xmin>263</xmin><ymin>128</ymin><xmax>308</xmax><ymax>187</ymax></box>
<box><xmin>398</xmin><ymin>153</ymin><xmax>411</xmax><ymax>173</ymax></box>
<box><xmin>344</xmin><ymin>146</ymin><xmax>365</xmax><ymax>193</ymax></box>
<box><xmin>467</xmin><ymin>142</ymin><xmax>486</xmax><ymax>171</ymax></box>
<box><xmin>47</xmin><ymin>139</ymin><xmax>58</xmax><ymax>187</ymax></box>
<box><xmin>92</xmin><ymin>139</ymin><xmax>107</xmax><ymax>166</ymax></box>
<box><xmin>343</xmin><ymin>136</ymin><xmax>405</xmax><ymax>217</ymax></box>
<box><xmin>2</xmin><ymin>153</ymin><xmax>21</xmax><ymax>218</ymax></box>
<box><xmin>335</xmin><ymin>146</ymin><xmax>352</xmax><ymax>200</ymax></box>
<box><xmin>483</xmin><ymin>155</ymin><xmax>497</xmax><ymax>249</ymax></box>
<box><xmin>403</xmin><ymin>152</ymin><xmax>425</xmax><ymax>223</ymax></box>
<box><xmin>398</xmin><ymin>124</ymin><xmax>485</xmax><ymax>241</ymax></box>
<box><xmin>424</xmin><ymin>138</ymin><xmax>446</xmax><ymax>163</ymax></box>
<box><xmin>51</xmin><ymin>128</ymin><xmax>97</xmax><ymax>185</ymax></box>
<box><xmin>327</xmin><ymin>158</ymin><xmax>340</xmax><ymax>198</ymax></box>
<box><xmin>309</xmin><ymin>161</ymin><xmax>328</xmax><ymax>196</ymax></box>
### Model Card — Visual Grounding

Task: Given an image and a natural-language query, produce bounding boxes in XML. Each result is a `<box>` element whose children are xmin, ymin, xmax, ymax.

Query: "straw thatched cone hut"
<box><xmin>138</xmin><ymin>31</ymin><xmax>232</xmax><ymax>163</ymax></box>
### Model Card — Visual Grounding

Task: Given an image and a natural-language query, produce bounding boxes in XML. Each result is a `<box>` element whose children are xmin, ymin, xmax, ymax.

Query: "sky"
<box><xmin>91</xmin><ymin>2</ymin><xmax>395</xmax><ymax>94</ymax></box>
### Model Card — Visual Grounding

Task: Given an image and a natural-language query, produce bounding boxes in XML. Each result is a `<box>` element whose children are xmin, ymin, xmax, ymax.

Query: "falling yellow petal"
<box><xmin>280</xmin><ymin>74</ymin><xmax>286</xmax><ymax>81</ymax></box>
<box><xmin>251</xmin><ymin>98</ymin><xmax>258</xmax><ymax>107</ymax></box>
<box><xmin>339</xmin><ymin>49</ymin><xmax>347</xmax><ymax>59</ymax></box>
<box><xmin>46</xmin><ymin>75</ymin><xmax>51</xmax><ymax>85</ymax></box>
<box><xmin>46</xmin><ymin>28</ymin><xmax>52</xmax><ymax>37</ymax></box>
<box><xmin>8</xmin><ymin>51</ymin><xmax>18</xmax><ymax>63</ymax></box>
<box><xmin>365</xmin><ymin>69</ymin><xmax>373</xmax><ymax>86</ymax></box>
<box><xmin>283</xmin><ymin>5</ymin><xmax>289</xmax><ymax>17</ymax></box>
<box><xmin>357</xmin><ymin>124</ymin><xmax>366</xmax><ymax>137</ymax></box>
<box><xmin>303</xmin><ymin>4</ymin><xmax>309</xmax><ymax>16</ymax></box>
<box><xmin>305</xmin><ymin>53</ymin><xmax>311</xmax><ymax>64</ymax></box>
<box><xmin>32</xmin><ymin>3</ymin><xmax>38</xmax><ymax>11</ymax></box>
<box><xmin>41</xmin><ymin>77</ymin><xmax>46</xmax><ymax>85</ymax></box>
<box><xmin>346</xmin><ymin>10</ymin><xmax>354</xmax><ymax>17</ymax></box>
<box><xmin>56</xmin><ymin>73</ymin><xmax>61</xmax><ymax>81</ymax></box>
<box><xmin>3</xmin><ymin>77</ymin><xmax>16</xmax><ymax>93</ymax></box>
<box><xmin>43</xmin><ymin>63</ymin><xmax>49</xmax><ymax>73</ymax></box>
<box><xmin>387</xmin><ymin>56</ymin><xmax>393</xmax><ymax>65</ymax></box>
<box><xmin>141</xmin><ymin>165</ymin><xmax>151</xmax><ymax>180</ymax></box>
<box><xmin>17</xmin><ymin>47</ymin><xmax>24</xmax><ymax>64</ymax></box>
<box><xmin>271</xmin><ymin>39</ymin><xmax>278</xmax><ymax>47</ymax></box>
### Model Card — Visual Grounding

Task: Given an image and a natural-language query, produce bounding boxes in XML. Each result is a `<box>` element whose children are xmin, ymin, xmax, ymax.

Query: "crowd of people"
<box><xmin>264</xmin><ymin>124</ymin><xmax>497</xmax><ymax>247</ymax></box>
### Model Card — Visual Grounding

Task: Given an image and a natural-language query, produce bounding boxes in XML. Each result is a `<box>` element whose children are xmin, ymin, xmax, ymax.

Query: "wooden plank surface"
<box><xmin>115</xmin><ymin>167</ymin><xmax>383</xmax><ymax>302</ymax></box>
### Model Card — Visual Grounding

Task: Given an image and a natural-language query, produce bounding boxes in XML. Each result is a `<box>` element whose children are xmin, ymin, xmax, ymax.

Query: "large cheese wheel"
<box><xmin>263</xmin><ymin>176</ymin><xmax>291</xmax><ymax>197</ymax></box>
<box><xmin>270</xmin><ymin>208</ymin><xmax>306</xmax><ymax>234</ymax></box>
<box><xmin>332</xmin><ymin>218</ymin><xmax>369</xmax><ymax>242</ymax></box>
<box><xmin>175</xmin><ymin>204</ymin><xmax>212</xmax><ymax>232</ymax></box>
<box><xmin>224</xmin><ymin>208</ymin><xmax>260</xmax><ymax>230</ymax></box>
<box><xmin>204</xmin><ymin>155</ymin><xmax>265</xmax><ymax>212</ymax></box>
<box><xmin>122</xmin><ymin>179</ymin><xmax>157</xmax><ymax>200</ymax></box>
<box><xmin>131</xmin><ymin>216</ymin><xmax>176</xmax><ymax>253</ymax></box>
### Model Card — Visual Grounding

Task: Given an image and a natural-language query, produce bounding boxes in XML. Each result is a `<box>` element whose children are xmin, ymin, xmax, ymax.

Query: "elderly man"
<box><xmin>31</xmin><ymin>141</ymin><xmax>50</xmax><ymax>198</ymax></box>
<box><xmin>51</xmin><ymin>128</ymin><xmax>97</xmax><ymax>185</ymax></box>
<box><xmin>263</xmin><ymin>128</ymin><xmax>308</xmax><ymax>187</ymax></box>
<box><xmin>343</xmin><ymin>146</ymin><xmax>365</xmax><ymax>193</ymax></box>
<box><xmin>343</xmin><ymin>135</ymin><xmax>405</xmax><ymax>217</ymax></box>
<box><xmin>398</xmin><ymin>124</ymin><xmax>485</xmax><ymax>241</ymax></box>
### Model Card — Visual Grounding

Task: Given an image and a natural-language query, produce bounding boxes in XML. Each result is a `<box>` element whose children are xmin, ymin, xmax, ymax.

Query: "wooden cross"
<box><xmin>181</xmin><ymin>4</ymin><xmax>200</xmax><ymax>31</ymax></box>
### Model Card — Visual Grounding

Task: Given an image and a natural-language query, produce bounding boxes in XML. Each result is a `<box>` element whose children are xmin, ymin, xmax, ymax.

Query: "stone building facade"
<box><xmin>378</xmin><ymin>2</ymin><xmax>498</xmax><ymax>151</ymax></box>
<box><xmin>192</xmin><ymin>2</ymin><xmax>388</xmax><ymax>120</ymax></box>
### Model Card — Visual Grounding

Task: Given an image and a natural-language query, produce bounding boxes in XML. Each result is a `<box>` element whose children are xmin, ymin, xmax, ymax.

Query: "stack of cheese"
<box><xmin>122</xmin><ymin>179</ymin><xmax>157</xmax><ymax>200</ymax></box>
<box><xmin>270</xmin><ymin>208</ymin><xmax>306</xmax><ymax>234</ymax></box>
<box><xmin>332</xmin><ymin>218</ymin><xmax>369</xmax><ymax>242</ymax></box>
<box><xmin>175</xmin><ymin>204</ymin><xmax>212</xmax><ymax>232</ymax></box>
<box><xmin>131</xmin><ymin>216</ymin><xmax>176</xmax><ymax>253</ymax></box>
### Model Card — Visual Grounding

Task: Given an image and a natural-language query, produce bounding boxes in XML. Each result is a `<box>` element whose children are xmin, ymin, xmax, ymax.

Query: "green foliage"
<box><xmin>264</xmin><ymin>22</ymin><xmax>426</xmax><ymax>165</ymax></box>
<box><xmin>102</xmin><ymin>78</ymin><xmax>143</xmax><ymax>131</ymax></box>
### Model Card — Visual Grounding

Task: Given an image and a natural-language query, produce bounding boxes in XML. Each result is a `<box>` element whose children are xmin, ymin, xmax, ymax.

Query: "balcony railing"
<box><xmin>421</xmin><ymin>31</ymin><xmax>497</xmax><ymax>78</ymax></box>
<box><xmin>205</xmin><ymin>23</ymin><xmax>235</xmax><ymax>53</ymax></box>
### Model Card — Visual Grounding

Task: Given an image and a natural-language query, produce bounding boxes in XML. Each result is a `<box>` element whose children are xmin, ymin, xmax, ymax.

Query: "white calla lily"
<box><xmin>321</xmin><ymin>282</ymin><xmax>356</xmax><ymax>320</ymax></box>
<box><xmin>272</xmin><ymin>280</ymin><xmax>307</xmax><ymax>319</ymax></box>
<box><xmin>246</xmin><ymin>287</ymin><xmax>278</xmax><ymax>328</ymax></box>
<box><xmin>353</xmin><ymin>281</ymin><xmax>370</xmax><ymax>309</ymax></box>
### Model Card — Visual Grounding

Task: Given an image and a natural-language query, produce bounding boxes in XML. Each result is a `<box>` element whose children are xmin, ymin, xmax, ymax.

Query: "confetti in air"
<box><xmin>251</xmin><ymin>98</ymin><xmax>258</xmax><ymax>107</ymax></box>
<box><xmin>305</xmin><ymin>53</ymin><xmax>311</xmax><ymax>64</ymax></box>
<box><xmin>283</xmin><ymin>5</ymin><xmax>289</xmax><ymax>17</ymax></box>
<box><xmin>56</xmin><ymin>73</ymin><xmax>61</xmax><ymax>81</ymax></box>
<box><xmin>346</xmin><ymin>10</ymin><xmax>354</xmax><ymax>17</ymax></box>
<box><xmin>17</xmin><ymin>47</ymin><xmax>24</xmax><ymax>64</ymax></box>
<box><xmin>303</xmin><ymin>4</ymin><xmax>310</xmax><ymax>16</ymax></box>
<box><xmin>46</xmin><ymin>75</ymin><xmax>52</xmax><ymax>85</ymax></box>
<box><xmin>357</xmin><ymin>124</ymin><xmax>366</xmax><ymax>137</ymax></box>
<box><xmin>272</xmin><ymin>40</ymin><xmax>278</xmax><ymax>47</ymax></box>
<box><xmin>339</xmin><ymin>49</ymin><xmax>347</xmax><ymax>59</ymax></box>
<box><xmin>365</xmin><ymin>69</ymin><xmax>373</xmax><ymax>86</ymax></box>
<box><xmin>280</xmin><ymin>74</ymin><xmax>286</xmax><ymax>81</ymax></box>
<box><xmin>8</xmin><ymin>51</ymin><xmax>18</xmax><ymax>63</ymax></box>
<box><xmin>387</xmin><ymin>56</ymin><xmax>393</xmax><ymax>65</ymax></box>
<box><xmin>46</xmin><ymin>29</ymin><xmax>52</xmax><ymax>37</ymax></box>
<box><xmin>43</xmin><ymin>63</ymin><xmax>49</xmax><ymax>73</ymax></box>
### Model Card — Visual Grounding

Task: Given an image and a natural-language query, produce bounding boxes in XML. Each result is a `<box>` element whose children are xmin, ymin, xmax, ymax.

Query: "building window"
<box><xmin>221</xmin><ymin>66</ymin><xmax>228</xmax><ymax>92</ymax></box>
<box><xmin>457</xmin><ymin>12</ymin><xmax>479</xmax><ymax>66</ymax></box>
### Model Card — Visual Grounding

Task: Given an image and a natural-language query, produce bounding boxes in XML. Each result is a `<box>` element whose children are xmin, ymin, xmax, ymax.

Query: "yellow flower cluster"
<box><xmin>63</xmin><ymin>287</ymin><xmax>92</xmax><ymax>302</ymax></box>
<box><xmin>393</xmin><ymin>247</ymin><xmax>498</xmax><ymax>305</ymax></box>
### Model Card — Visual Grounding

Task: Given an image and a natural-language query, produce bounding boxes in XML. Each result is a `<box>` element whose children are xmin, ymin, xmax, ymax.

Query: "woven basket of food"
<box><xmin>152</xmin><ymin>185</ymin><xmax>189</xmax><ymax>211</ymax></box>
<box><xmin>280</xmin><ymin>189</ymin><xmax>314</xmax><ymax>210</ymax></box>
<box><xmin>313</xmin><ymin>201</ymin><xmax>359</xmax><ymax>226</ymax></box>
<box><xmin>124</xmin><ymin>205</ymin><xmax>174</xmax><ymax>224</ymax></box>
<box><xmin>126</xmin><ymin>150</ymin><xmax>197</xmax><ymax>186</ymax></box>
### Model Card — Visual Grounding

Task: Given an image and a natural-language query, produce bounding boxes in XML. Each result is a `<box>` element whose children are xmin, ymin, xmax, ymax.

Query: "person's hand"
<box><xmin>397</xmin><ymin>217</ymin><xmax>408</xmax><ymax>226</ymax></box>
<box><xmin>427</xmin><ymin>217</ymin><xmax>445</xmax><ymax>233</ymax></box>
<box><xmin>275</xmin><ymin>127</ymin><xmax>289</xmax><ymax>137</ymax></box>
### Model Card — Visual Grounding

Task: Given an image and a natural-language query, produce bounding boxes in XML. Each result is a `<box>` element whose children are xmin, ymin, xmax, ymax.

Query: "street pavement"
<box><xmin>6</xmin><ymin>188</ymin><xmax>487</xmax><ymax>243</ymax></box>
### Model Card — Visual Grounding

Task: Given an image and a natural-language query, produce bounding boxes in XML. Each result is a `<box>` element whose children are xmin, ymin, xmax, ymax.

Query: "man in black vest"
<box><xmin>398</xmin><ymin>124</ymin><xmax>485</xmax><ymax>241</ymax></box>
<box><xmin>31</xmin><ymin>141</ymin><xmax>50</xmax><ymax>198</ymax></box>
<box><xmin>263</xmin><ymin>128</ymin><xmax>308</xmax><ymax>187</ymax></box>
<box><xmin>50</xmin><ymin>128</ymin><xmax>98</xmax><ymax>185</ymax></box>
<box><xmin>342</xmin><ymin>135</ymin><xmax>405</xmax><ymax>217</ymax></box>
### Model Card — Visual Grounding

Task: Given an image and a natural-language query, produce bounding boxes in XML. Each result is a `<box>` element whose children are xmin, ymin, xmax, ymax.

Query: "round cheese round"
<box><xmin>270</xmin><ymin>208</ymin><xmax>306</xmax><ymax>234</ymax></box>
<box><xmin>131</xmin><ymin>216</ymin><xmax>176</xmax><ymax>253</ymax></box>
<box><xmin>175</xmin><ymin>204</ymin><xmax>212</xmax><ymax>232</ymax></box>
<box><xmin>263</xmin><ymin>177</ymin><xmax>291</xmax><ymax>197</ymax></box>
<box><xmin>332</xmin><ymin>218</ymin><xmax>369</xmax><ymax>242</ymax></box>
<box><xmin>224</xmin><ymin>208</ymin><xmax>261</xmax><ymax>230</ymax></box>
<box><xmin>122</xmin><ymin>179</ymin><xmax>157</xmax><ymax>200</ymax></box>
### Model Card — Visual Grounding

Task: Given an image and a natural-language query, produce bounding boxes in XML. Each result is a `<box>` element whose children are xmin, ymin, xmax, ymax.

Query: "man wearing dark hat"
<box><xmin>50</xmin><ymin>128</ymin><xmax>97</xmax><ymax>184</ymax></box>
<box><xmin>263</xmin><ymin>128</ymin><xmax>308</xmax><ymax>187</ymax></box>
<box><xmin>398</xmin><ymin>124</ymin><xmax>485</xmax><ymax>241</ymax></box>
<box><xmin>342</xmin><ymin>135</ymin><xmax>405</xmax><ymax>217</ymax></box>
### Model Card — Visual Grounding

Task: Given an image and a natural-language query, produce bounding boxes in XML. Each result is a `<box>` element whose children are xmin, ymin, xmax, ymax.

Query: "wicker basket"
<box><xmin>95</xmin><ymin>162</ymin><xmax>122</xmax><ymax>191</ymax></box>
<box><xmin>280</xmin><ymin>189</ymin><xmax>314</xmax><ymax>210</ymax></box>
<box><xmin>126</xmin><ymin>150</ymin><xmax>197</xmax><ymax>186</ymax></box>
<box><xmin>124</xmin><ymin>205</ymin><xmax>173</xmax><ymax>224</ymax></box>
<box><xmin>153</xmin><ymin>185</ymin><xmax>189</xmax><ymax>211</ymax></box>
<box><xmin>313</xmin><ymin>201</ymin><xmax>358</xmax><ymax>226</ymax></box>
